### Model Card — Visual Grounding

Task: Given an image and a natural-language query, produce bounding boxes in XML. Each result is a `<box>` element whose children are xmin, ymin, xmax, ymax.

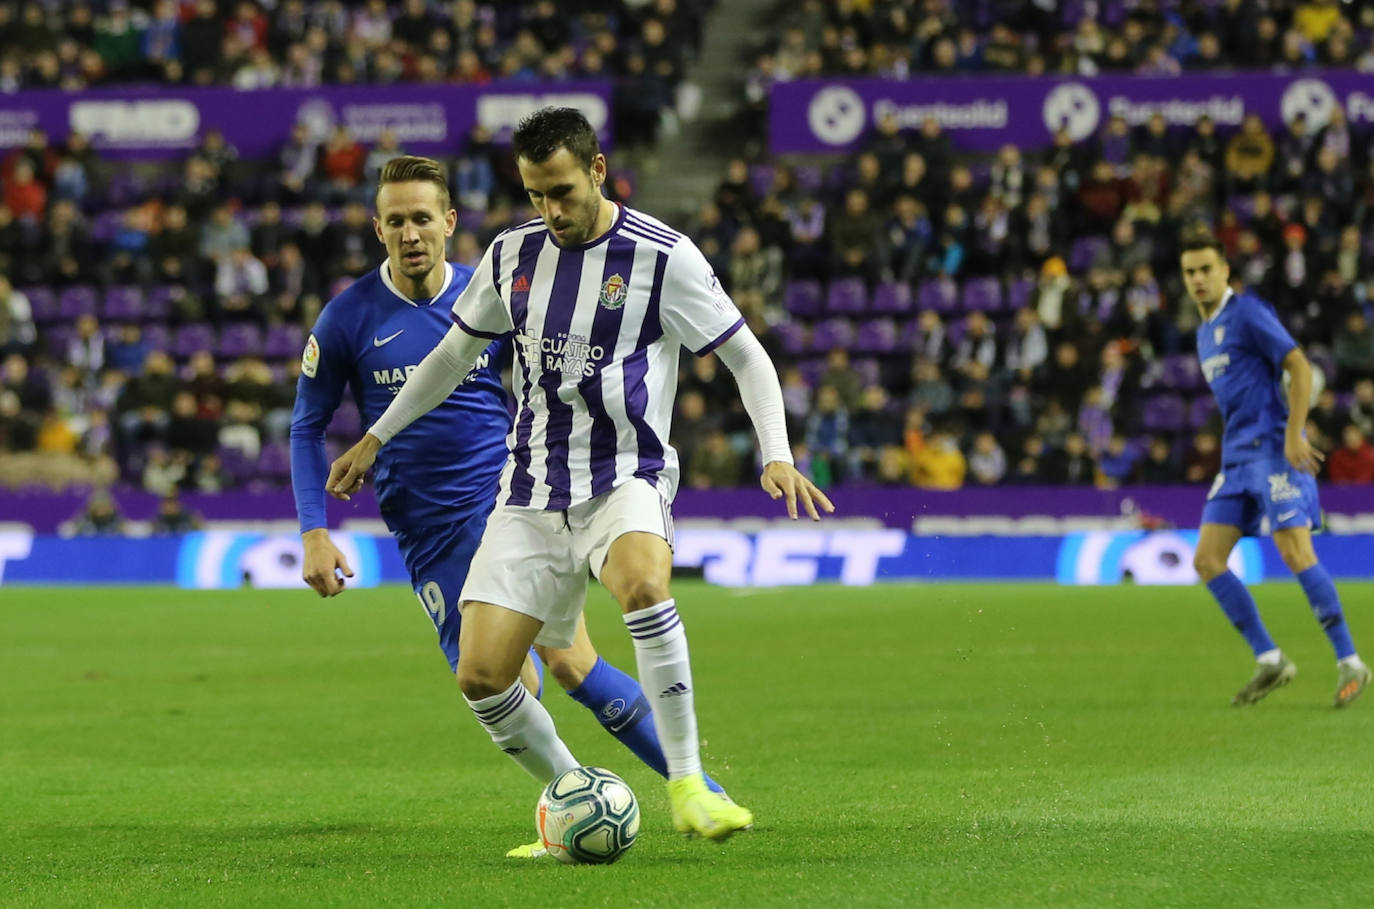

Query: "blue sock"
<box><xmin>1206</xmin><ymin>571</ymin><xmax>1277</xmax><ymax>657</ymax></box>
<box><xmin>529</xmin><ymin>647</ymin><xmax>544</xmax><ymax>701</ymax></box>
<box><xmin>1297</xmin><ymin>565</ymin><xmax>1356</xmax><ymax>660</ymax></box>
<box><xmin>567</xmin><ymin>657</ymin><xmax>725</xmax><ymax>794</ymax></box>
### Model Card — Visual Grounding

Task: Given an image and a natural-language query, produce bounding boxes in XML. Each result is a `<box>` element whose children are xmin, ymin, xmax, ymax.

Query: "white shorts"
<box><xmin>459</xmin><ymin>479</ymin><xmax>675</xmax><ymax>649</ymax></box>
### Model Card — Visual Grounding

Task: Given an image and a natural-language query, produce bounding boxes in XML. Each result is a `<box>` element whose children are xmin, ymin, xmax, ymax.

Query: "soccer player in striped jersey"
<box><xmin>1181</xmin><ymin>227</ymin><xmax>1369</xmax><ymax>707</ymax></box>
<box><xmin>290</xmin><ymin>156</ymin><xmax>728</xmax><ymax>859</ymax></box>
<box><xmin>329</xmin><ymin>108</ymin><xmax>832</xmax><ymax>843</ymax></box>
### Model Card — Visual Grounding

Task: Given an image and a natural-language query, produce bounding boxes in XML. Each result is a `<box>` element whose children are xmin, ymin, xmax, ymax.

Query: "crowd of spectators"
<box><xmin>750</xmin><ymin>0</ymin><xmax>1374</xmax><ymax>82</ymax></box>
<box><xmin>675</xmin><ymin>102</ymin><xmax>1374</xmax><ymax>490</ymax></box>
<box><xmin>0</xmin><ymin>0</ymin><xmax>705</xmax><ymax>151</ymax></box>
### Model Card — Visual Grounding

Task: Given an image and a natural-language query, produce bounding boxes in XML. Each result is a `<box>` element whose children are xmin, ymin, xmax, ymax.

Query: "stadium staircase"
<box><xmin>626</xmin><ymin>0</ymin><xmax>772</xmax><ymax>222</ymax></box>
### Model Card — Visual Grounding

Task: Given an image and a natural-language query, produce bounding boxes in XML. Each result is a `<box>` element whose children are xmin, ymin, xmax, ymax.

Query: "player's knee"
<box><xmin>618</xmin><ymin>577</ymin><xmax>671</xmax><ymax>612</ymax></box>
<box><xmin>457</xmin><ymin>662</ymin><xmax>516</xmax><ymax>701</ymax></box>
<box><xmin>1193</xmin><ymin>550</ymin><xmax>1227</xmax><ymax>580</ymax></box>
<box><xmin>1278</xmin><ymin>548</ymin><xmax>1317</xmax><ymax>575</ymax></box>
<box><xmin>543</xmin><ymin>650</ymin><xmax>592</xmax><ymax>691</ymax></box>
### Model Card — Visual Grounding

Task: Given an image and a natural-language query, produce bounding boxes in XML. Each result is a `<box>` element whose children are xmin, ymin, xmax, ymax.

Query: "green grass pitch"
<box><xmin>3</xmin><ymin>581</ymin><xmax>1373</xmax><ymax>908</ymax></box>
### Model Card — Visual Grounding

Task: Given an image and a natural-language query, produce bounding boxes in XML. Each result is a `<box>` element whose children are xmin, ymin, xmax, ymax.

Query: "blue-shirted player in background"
<box><xmin>1181</xmin><ymin>227</ymin><xmax>1370</xmax><ymax>708</ymax></box>
<box><xmin>290</xmin><ymin>156</ymin><xmax>723</xmax><ymax>857</ymax></box>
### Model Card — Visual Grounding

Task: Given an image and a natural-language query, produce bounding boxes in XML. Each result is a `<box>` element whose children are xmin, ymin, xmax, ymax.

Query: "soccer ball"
<box><xmin>536</xmin><ymin>766</ymin><xmax>639</xmax><ymax>865</ymax></box>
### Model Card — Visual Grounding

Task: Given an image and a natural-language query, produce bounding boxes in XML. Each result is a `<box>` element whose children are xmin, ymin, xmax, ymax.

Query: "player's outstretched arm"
<box><xmin>301</xmin><ymin>527</ymin><xmax>354</xmax><ymax>596</ymax></box>
<box><xmin>714</xmin><ymin>327</ymin><xmax>835</xmax><ymax>521</ymax></box>
<box><xmin>327</xmin><ymin>323</ymin><xmax>492</xmax><ymax>498</ymax></box>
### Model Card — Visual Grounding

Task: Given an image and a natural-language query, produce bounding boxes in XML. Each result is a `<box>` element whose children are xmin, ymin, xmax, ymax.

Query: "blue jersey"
<box><xmin>291</xmin><ymin>261</ymin><xmax>511</xmax><ymax>532</ymax></box>
<box><xmin>1196</xmin><ymin>290</ymin><xmax>1297</xmax><ymax>466</ymax></box>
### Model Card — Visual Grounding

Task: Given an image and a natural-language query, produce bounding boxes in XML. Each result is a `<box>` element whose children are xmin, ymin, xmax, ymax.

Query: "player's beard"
<box><xmin>554</xmin><ymin>191</ymin><xmax>603</xmax><ymax>246</ymax></box>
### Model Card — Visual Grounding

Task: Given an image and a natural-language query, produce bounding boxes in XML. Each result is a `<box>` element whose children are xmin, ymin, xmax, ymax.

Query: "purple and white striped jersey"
<box><xmin>452</xmin><ymin>204</ymin><xmax>745</xmax><ymax>511</ymax></box>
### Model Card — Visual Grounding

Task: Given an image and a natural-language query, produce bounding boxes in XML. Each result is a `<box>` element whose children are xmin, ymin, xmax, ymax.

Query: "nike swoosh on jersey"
<box><xmin>373</xmin><ymin>330</ymin><xmax>405</xmax><ymax>347</ymax></box>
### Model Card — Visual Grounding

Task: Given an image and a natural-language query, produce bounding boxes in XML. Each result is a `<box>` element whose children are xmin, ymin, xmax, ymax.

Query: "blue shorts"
<box><xmin>392</xmin><ymin>500</ymin><xmax>494</xmax><ymax>672</ymax></box>
<box><xmin>1200</xmin><ymin>457</ymin><xmax>1321</xmax><ymax>537</ymax></box>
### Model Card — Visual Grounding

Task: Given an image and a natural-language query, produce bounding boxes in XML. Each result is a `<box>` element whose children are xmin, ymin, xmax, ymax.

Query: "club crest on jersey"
<box><xmin>599</xmin><ymin>273</ymin><xmax>628</xmax><ymax>309</ymax></box>
<box><xmin>1214</xmin><ymin>326</ymin><xmax>1225</xmax><ymax>345</ymax></box>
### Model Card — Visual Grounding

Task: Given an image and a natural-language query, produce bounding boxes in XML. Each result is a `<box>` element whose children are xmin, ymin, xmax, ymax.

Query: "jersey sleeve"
<box><xmin>1243</xmin><ymin>299</ymin><xmax>1299</xmax><ymax>369</ymax></box>
<box><xmin>658</xmin><ymin>237</ymin><xmax>746</xmax><ymax>356</ymax></box>
<box><xmin>290</xmin><ymin>302</ymin><xmax>352</xmax><ymax>533</ymax></box>
<box><xmin>451</xmin><ymin>240</ymin><xmax>514</xmax><ymax>340</ymax></box>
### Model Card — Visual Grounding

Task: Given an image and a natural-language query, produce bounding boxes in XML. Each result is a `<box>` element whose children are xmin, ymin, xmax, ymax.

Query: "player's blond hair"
<box><xmin>376</xmin><ymin>156</ymin><xmax>451</xmax><ymax>212</ymax></box>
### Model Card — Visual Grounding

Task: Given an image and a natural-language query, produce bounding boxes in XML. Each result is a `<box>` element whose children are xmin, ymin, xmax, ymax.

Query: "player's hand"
<box><xmin>761</xmin><ymin>460</ymin><xmax>835</xmax><ymax>521</ymax></box>
<box><xmin>328</xmin><ymin>434</ymin><xmax>382</xmax><ymax>500</ymax></box>
<box><xmin>1285</xmin><ymin>431</ymin><xmax>1324</xmax><ymax>476</ymax></box>
<box><xmin>301</xmin><ymin>528</ymin><xmax>354</xmax><ymax>597</ymax></box>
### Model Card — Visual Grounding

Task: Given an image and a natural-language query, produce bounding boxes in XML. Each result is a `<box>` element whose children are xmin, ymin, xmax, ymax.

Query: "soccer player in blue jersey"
<box><xmin>1181</xmin><ymin>228</ymin><xmax>1370</xmax><ymax>707</ymax></box>
<box><xmin>290</xmin><ymin>156</ymin><xmax>726</xmax><ymax>858</ymax></box>
<box><xmin>329</xmin><ymin>108</ymin><xmax>832</xmax><ymax>844</ymax></box>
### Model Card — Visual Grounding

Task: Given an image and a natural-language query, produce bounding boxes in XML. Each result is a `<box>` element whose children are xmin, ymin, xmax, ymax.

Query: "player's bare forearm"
<box><xmin>1283</xmin><ymin>347</ymin><xmax>1312</xmax><ymax>439</ymax></box>
<box><xmin>1281</xmin><ymin>348</ymin><xmax>1323</xmax><ymax>474</ymax></box>
<box><xmin>761</xmin><ymin>460</ymin><xmax>835</xmax><ymax>521</ymax></box>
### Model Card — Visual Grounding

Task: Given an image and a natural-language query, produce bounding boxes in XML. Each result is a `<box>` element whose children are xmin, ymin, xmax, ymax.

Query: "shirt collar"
<box><xmin>379</xmin><ymin>260</ymin><xmax>453</xmax><ymax>307</ymax></box>
<box><xmin>1205</xmin><ymin>287</ymin><xmax>1234</xmax><ymax>324</ymax></box>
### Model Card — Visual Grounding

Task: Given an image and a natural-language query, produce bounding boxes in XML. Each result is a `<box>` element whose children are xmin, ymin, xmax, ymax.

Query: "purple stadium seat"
<box><xmin>1141</xmin><ymin>394</ymin><xmax>1188</xmax><ymax>433</ymax></box>
<box><xmin>172</xmin><ymin>323</ymin><xmax>216</xmax><ymax>359</ymax></box>
<box><xmin>1068</xmin><ymin>236</ymin><xmax>1109</xmax><ymax>274</ymax></box>
<box><xmin>1162</xmin><ymin>354</ymin><xmax>1203</xmax><ymax>392</ymax></box>
<box><xmin>852</xmin><ymin>358</ymin><xmax>880</xmax><ymax>387</ymax></box>
<box><xmin>773</xmin><ymin>320</ymin><xmax>807</xmax><ymax>356</ymax></box>
<box><xmin>783</xmin><ymin>279</ymin><xmax>824</xmax><ymax>319</ymax></box>
<box><xmin>143</xmin><ymin>285</ymin><xmax>182</xmax><ymax>322</ymax></box>
<box><xmin>793</xmin><ymin>164</ymin><xmax>823</xmax><ymax>194</ymax></box>
<box><xmin>326</xmin><ymin>402</ymin><xmax>362</xmax><ymax>438</ymax></box>
<box><xmin>1188</xmin><ymin>395</ymin><xmax>1219</xmax><ymax>429</ymax></box>
<box><xmin>825</xmin><ymin>277</ymin><xmax>868</xmax><ymax>315</ymax></box>
<box><xmin>854</xmin><ymin>318</ymin><xmax>898</xmax><ymax>355</ymax></box>
<box><xmin>44</xmin><ymin>325</ymin><xmax>74</xmax><ymax>359</ymax></box>
<box><xmin>263</xmin><ymin>324</ymin><xmax>305</xmax><ymax>359</ymax></box>
<box><xmin>870</xmin><ymin>281</ymin><xmax>913</xmax><ymax>316</ymax></box>
<box><xmin>809</xmin><ymin>317</ymin><xmax>856</xmax><ymax>353</ymax></box>
<box><xmin>748</xmin><ymin>164</ymin><xmax>775</xmax><ymax>199</ymax></box>
<box><xmin>103</xmin><ymin>286</ymin><xmax>143</xmax><ymax>321</ymax></box>
<box><xmin>1007</xmin><ymin>276</ymin><xmax>1035</xmax><ymax>311</ymax></box>
<box><xmin>917</xmin><ymin>277</ymin><xmax>959</xmax><ymax>314</ymax></box>
<box><xmin>21</xmin><ymin>286</ymin><xmax>59</xmax><ymax>323</ymax></box>
<box><xmin>961</xmin><ymin>276</ymin><xmax>1003</xmax><ymax>313</ymax></box>
<box><xmin>217</xmin><ymin>323</ymin><xmax>262</xmax><ymax>359</ymax></box>
<box><xmin>257</xmin><ymin>441</ymin><xmax>292</xmax><ymax>482</ymax></box>
<box><xmin>142</xmin><ymin>324</ymin><xmax>171</xmax><ymax>352</ymax></box>
<box><xmin>798</xmin><ymin>357</ymin><xmax>827</xmax><ymax>387</ymax></box>
<box><xmin>89</xmin><ymin>210</ymin><xmax>124</xmax><ymax>244</ymax></box>
<box><xmin>58</xmin><ymin>285</ymin><xmax>99</xmax><ymax>320</ymax></box>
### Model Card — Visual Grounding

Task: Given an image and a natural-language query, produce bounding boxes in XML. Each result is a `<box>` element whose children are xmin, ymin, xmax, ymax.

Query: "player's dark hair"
<box><xmin>1178</xmin><ymin>224</ymin><xmax>1225</xmax><ymax>259</ymax></box>
<box><xmin>377</xmin><ymin>155</ymin><xmax>451</xmax><ymax>211</ymax></box>
<box><xmin>511</xmin><ymin>107</ymin><xmax>600</xmax><ymax>170</ymax></box>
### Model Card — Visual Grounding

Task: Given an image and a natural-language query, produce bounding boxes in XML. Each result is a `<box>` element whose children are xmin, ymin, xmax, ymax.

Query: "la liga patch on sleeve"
<box><xmin>302</xmin><ymin>333</ymin><xmax>320</xmax><ymax>378</ymax></box>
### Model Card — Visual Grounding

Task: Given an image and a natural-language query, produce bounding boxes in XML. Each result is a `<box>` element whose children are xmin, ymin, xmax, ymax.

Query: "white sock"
<box><xmin>1256</xmin><ymin>648</ymin><xmax>1283</xmax><ymax>666</ymax></box>
<box><xmin>465</xmin><ymin>679</ymin><xmax>579</xmax><ymax>782</ymax></box>
<box><xmin>1339</xmin><ymin>654</ymin><xmax>1366</xmax><ymax>670</ymax></box>
<box><xmin>624</xmin><ymin>599</ymin><xmax>702</xmax><ymax>780</ymax></box>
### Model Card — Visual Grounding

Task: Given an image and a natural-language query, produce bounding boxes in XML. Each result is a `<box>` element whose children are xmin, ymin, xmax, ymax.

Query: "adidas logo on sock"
<box><xmin>502</xmin><ymin>746</ymin><xmax>529</xmax><ymax>755</ymax></box>
<box><xmin>659</xmin><ymin>682</ymin><xmax>689</xmax><ymax>697</ymax></box>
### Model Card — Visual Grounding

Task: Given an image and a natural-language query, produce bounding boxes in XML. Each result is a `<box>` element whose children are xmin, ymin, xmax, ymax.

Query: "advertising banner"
<box><xmin>772</xmin><ymin>70</ymin><xmax>1374</xmax><ymax>154</ymax></box>
<box><xmin>4</xmin><ymin>529</ymin><xmax>1374</xmax><ymax>588</ymax></box>
<box><xmin>0</xmin><ymin>81</ymin><xmax>613</xmax><ymax>160</ymax></box>
<box><xmin>6</xmin><ymin>485</ymin><xmax>1374</xmax><ymax>535</ymax></box>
